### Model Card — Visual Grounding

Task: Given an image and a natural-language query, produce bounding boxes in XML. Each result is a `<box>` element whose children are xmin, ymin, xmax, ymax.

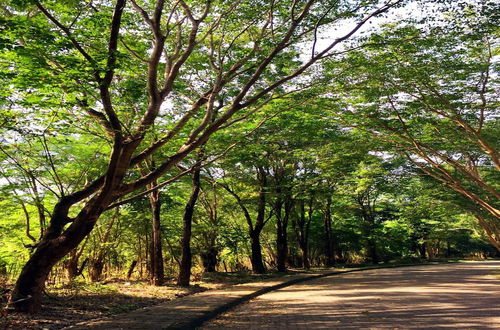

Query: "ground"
<box><xmin>2</xmin><ymin>262</ymin><xmax>498</xmax><ymax>329</ymax></box>
<box><xmin>203</xmin><ymin>261</ymin><xmax>500</xmax><ymax>329</ymax></box>
<box><xmin>0</xmin><ymin>271</ymin><xmax>283</xmax><ymax>330</ymax></box>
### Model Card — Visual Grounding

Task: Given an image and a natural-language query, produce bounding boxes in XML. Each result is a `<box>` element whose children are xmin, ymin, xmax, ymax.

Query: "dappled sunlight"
<box><xmin>204</xmin><ymin>262</ymin><xmax>500</xmax><ymax>329</ymax></box>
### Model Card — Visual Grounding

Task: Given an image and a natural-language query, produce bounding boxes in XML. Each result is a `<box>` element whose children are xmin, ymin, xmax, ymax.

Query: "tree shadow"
<box><xmin>206</xmin><ymin>262</ymin><xmax>500</xmax><ymax>329</ymax></box>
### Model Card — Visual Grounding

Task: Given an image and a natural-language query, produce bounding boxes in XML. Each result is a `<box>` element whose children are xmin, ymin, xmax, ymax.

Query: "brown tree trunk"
<box><xmin>276</xmin><ymin>200</ymin><xmax>286</xmax><ymax>272</ymax></box>
<box><xmin>64</xmin><ymin>238</ymin><xmax>88</xmax><ymax>280</ymax></box>
<box><xmin>276</xmin><ymin>194</ymin><xmax>293</xmax><ymax>273</ymax></box>
<box><xmin>64</xmin><ymin>249</ymin><xmax>80</xmax><ymax>280</ymax></box>
<box><xmin>323</xmin><ymin>196</ymin><xmax>336</xmax><ymax>267</ymax></box>
<box><xmin>295</xmin><ymin>199</ymin><xmax>312</xmax><ymax>269</ymax></box>
<box><xmin>250</xmin><ymin>229</ymin><xmax>266</xmax><ymax>274</ymax></box>
<box><xmin>126</xmin><ymin>260</ymin><xmax>138</xmax><ymax>279</ymax></box>
<box><xmin>356</xmin><ymin>192</ymin><xmax>380</xmax><ymax>265</ymax></box>
<box><xmin>89</xmin><ymin>210</ymin><xmax>119</xmax><ymax>282</ymax></box>
<box><xmin>148</xmin><ymin>182</ymin><xmax>164</xmax><ymax>286</ymax></box>
<box><xmin>200</xmin><ymin>248</ymin><xmax>218</xmax><ymax>272</ymax></box>
<box><xmin>473</xmin><ymin>212</ymin><xmax>500</xmax><ymax>251</ymax></box>
<box><xmin>177</xmin><ymin>168</ymin><xmax>201</xmax><ymax>287</ymax></box>
<box><xmin>367</xmin><ymin>236</ymin><xmax>379</xmax><ymax>264</ymax></box>
<box><xmin>10</xmin><ymin>211</ymin><xmax>99</xmax><ymax>313</ymax></box>
<box><xmin>89</xmin><ymin>258</ymin><xmax>104</xmax><ymax>282</ymax></box>
<box><xmin>363</xmin><ymin>212</ymin><xmax>379</xmax><ymax>264</ymax></box>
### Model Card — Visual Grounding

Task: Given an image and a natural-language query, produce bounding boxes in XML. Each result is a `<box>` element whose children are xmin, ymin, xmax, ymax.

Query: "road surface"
<box><xmin>202</xmin><ymin>261</ymin><xmax>500</xmax><ymax>329</ymax></box>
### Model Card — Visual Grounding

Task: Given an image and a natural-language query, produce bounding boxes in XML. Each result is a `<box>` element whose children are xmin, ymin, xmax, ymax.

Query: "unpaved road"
<box><xmin>202</xmin><ymin>261</ymin><xmax>500</xmax><ymax>329</ymax></box>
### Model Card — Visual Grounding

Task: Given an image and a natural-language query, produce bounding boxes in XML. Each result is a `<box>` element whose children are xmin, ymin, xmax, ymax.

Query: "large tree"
<box><xmin>1</xmin><ymin>0</ymin><xmax>403</xmax><ymax>312</ymax></box>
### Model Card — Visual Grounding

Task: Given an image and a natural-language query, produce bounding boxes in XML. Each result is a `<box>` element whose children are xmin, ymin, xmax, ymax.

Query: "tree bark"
<box><xmin>126</xmin><ymin>260</ymin><xmax>138</xmax><ymax>279</ymax></box>
<box><xmin>177</xmin><ymin>168</ymin><xmax>202</xmax><ymax>287</ymax></box>
<box><xmin>250</xmin><ymin>229</ymin><xmax>266</xmax><ymax>274</ymax></box>
<box><xmin>276</xmin><ymin>194</ymin><xmax>293</xmax><ymax>272</ymax></box>
<box><xmin>64</xmin><ymin>249</ymin><xmax>80</xmax><ymax>280</ymax></box>
<box><xmin>9</xmin><ymin>211</ymin><xmax>99</xmax><ymax>313</ymax></box>
<box><xmin>200</xmin><ymin>247</ymin><xmax>218</xmax><ymax>272</ymax></box>
<box><xmin>367</xmin><ymin>235</ymin><xmax>379</xmax><ymax>264</ymax></box>
<box><xmin>323</xmin><ymin>196</ymin><xmax>336</xmax><ymax>267</ymax></box>
<box><xmin>63</xmin><ymin>237</ymin><xmax>89</xmax><ymax>280</ymax></box>
<box><xmin>148</xmin><ymin>181</ymin><xmax>164</xmax><ymax>286</ymax></box>
<box><xmin>219</xmin><ymin>166</ymin><xmax>268</xmax><ymax>274</ymax></box>
<box><xmin>363</xmin><ymin>212</ymin><xmax>379</xmax><ymax>264</ymax></box>
<box><xmin>295</xmin><ymin>199</ymin><xmax>312</xmax><ymax>269</ymax></box>
<box><xmin>473</xmin><ymin>212</ymin><xmax>500</xmax><ymax>251</ymax></box>
<box><xmin>89</xmin><ymin>259</ymin><xmax>104</xmax><ymax>282</ymax></box>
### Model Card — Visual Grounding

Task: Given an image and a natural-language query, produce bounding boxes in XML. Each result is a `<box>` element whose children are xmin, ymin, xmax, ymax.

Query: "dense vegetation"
<box><xmin>0</xmin><ymin>0</ymin><xmax>498</xmax><ymax>314</ymax></box>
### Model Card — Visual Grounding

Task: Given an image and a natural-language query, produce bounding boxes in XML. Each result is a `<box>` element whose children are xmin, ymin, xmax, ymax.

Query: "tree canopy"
<box><xmin>0</xmin><ymin>0</ymin><xmax>498</xmax><ymax>315</ymax></box>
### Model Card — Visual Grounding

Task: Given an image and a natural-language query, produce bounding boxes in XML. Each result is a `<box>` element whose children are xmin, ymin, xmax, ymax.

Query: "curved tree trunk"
<box><xmin>367</xmin><ymin>236</ymin><xmax>379</xmax><ymax>264</ymax></box>
<box><xmin>295</xmin><ymin>198</ymin><xmax>312</xmax><ymax>269</ymax></box>
<box><xmin>10</xmin><ymin>211</ymin><xmax>99</xmax><ymax>313</ymax></box>
<box><xmin>220</xmin><ymin>166</ymin><xmax>268</xmax><ymax>274</ymax></box>
<box><xmin>473</xmin><ymin>212</ymin><xmax>500</xmax><ymax>251</ymax></box>
<box><xmin>126</xmin><ymin>260</ymin><xmax>138</xmax><ymax>279</ymax></box>
<box><xmin>64</xmin><ymin>245</ymin><xmax>87</xmax><ymax>280</ymax></box>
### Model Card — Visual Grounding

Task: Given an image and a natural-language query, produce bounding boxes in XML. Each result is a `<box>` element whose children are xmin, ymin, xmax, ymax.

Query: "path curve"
<box><xmin>202</xmin><ymin>261</ymin><xmax>500</xmax><ymax>329</ymax></box>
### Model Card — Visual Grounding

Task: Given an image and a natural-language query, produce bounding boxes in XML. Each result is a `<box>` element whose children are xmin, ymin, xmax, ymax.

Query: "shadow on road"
<box><xmin>204</xmin><ymin>261</ymin><xmax>500</xmax><ymax>329</ymax></box>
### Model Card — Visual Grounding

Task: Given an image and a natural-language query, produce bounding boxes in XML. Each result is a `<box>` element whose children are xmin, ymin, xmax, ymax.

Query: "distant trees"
<box><xmin>322</xmin><ymin>2</ymin><xmax>500</xmax><ymax>250</ymax></box>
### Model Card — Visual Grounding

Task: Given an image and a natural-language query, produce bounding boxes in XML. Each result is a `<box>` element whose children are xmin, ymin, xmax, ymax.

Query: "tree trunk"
<box><xmin>295</xmin><ymin>199</ymin><xmax>311</xmax><ymax>269</ymax></box>
<box><xmin>8</xmin><ymin>245</ymin><xmax>61</xmax><ymax>313</ymax></box>
<box><xmin>358</xmin><ymin>197</ymin><xmax>379</xmax><ymax>265</ymax></box>
<box><xmin>419</xmin><ymin>240</ymin><xmax>427</xmax><ymax>259</ymax></box>
<box><xmin>89</xmin><ymin>210</ymin><xmax>119</xmax><ymax>282</ymax></box>
<box><xmin>89</xmin><ymin>258</ymin><xmax>104</xmax><ymax>282</ymax></box>
<box><xmin>473</xmin><ymin>212</ymin><xmax>500</xmax><ymax>251</ymax></box>
<box><xmin>9</xmin><ymin>211</ymin><xmax>98</xmax><ymax>313</ymax></box>
<box><xmin>276</xmin><ymin>195</ymin><xmax>293</xmax><ymax>273</ymax></box>
<box><xmin>221</xmin><ymin>166</ymin><xmax>268</xmax><ymax>274</ymax></box>
<box><xmin>276</xmin><ymin>229</ymin><xmax>287</xmax><ymax>272</ymax></box>
<box><xmin>64</xmin><ymin>249</ymin><xmax>79</xmax><ymax>280</ymax></box>
<box><xmin>178</xmin><ymin>168</ymin><xmax>201</xmax><ymax>287</ymax></box>
<box><xmin>250</xmin><ymin>230</ymin><xmax>266</xmax><ymax>274</ymax></box>
<box><xmin>200</xmin><ymin>248</ymin><xmax>218</xmax><ymax>272</ymax></box>
<box><xmin>64</xmin><ymin>238</ymin><xmax>88</xmax><ymax>280</ymax></box>
<box><xmin>126</xmin><ymin>260</ymin><xmax>138</xmax><ymax>279</ymax></box>
<box><xmin>148</xmin><ymin>183</ymin><xmax>164</xmax><ymax>286</ymax></box>
<box><xmin>323</xmin><ymin>197</ymin><xmax>336</xmax><ymax>267</ymax></box>
<box><xmin>300</xmin><ymin>243</ymin><xmax>310</xmax><ymax>269</ymax></box>
<box><xmin>367</xmin><ymin>236</ymin><xmax>379</xmax><ymax>264</ymax></box>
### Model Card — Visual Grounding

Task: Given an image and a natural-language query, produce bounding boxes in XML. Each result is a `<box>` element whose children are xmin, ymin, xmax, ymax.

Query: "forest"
<box><xmin>0</xmin><ymin>0</ymin><xmax>498</xmax><ymax>320</ymax></box>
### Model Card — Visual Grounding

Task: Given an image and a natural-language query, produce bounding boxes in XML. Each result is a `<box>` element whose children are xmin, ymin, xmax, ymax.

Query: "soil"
<box><xmin>0</xmin><ymin>271</ymin><xmax>285</xmax><ymax>330</ymax></box>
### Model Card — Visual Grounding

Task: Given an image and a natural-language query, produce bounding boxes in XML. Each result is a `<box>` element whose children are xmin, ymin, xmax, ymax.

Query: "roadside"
<box><xmin>0</xmin><ymin>271</ymin><xmax>286</xmax><ymax>330</ymax></box>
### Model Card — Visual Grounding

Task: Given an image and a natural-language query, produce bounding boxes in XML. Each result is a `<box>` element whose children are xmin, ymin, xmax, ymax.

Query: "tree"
<box><xmin>219</xmin><ymin>164</ymin><xmax>269</xmax><ymax>274</ymax></box>
<box><xmin>323</xmin><ymin>2</ymin><xmax>500</xmax><ymax>250</ymax></box>
<box><xmin>2</xmin><ymin>0</ymin><xmax>403</xmax><ymax>312</ymax></box>
<box><xmin>177</xmin><ymin>165</ymin><xmax>202</xmax><ymax>287</ymax></box>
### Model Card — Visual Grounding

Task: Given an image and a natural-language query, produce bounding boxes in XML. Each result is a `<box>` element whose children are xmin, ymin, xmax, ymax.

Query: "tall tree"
<box><xmin>2</xmin><ymin>0</ymin><xmax>404</xmax><ymax>311</ymax></box>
